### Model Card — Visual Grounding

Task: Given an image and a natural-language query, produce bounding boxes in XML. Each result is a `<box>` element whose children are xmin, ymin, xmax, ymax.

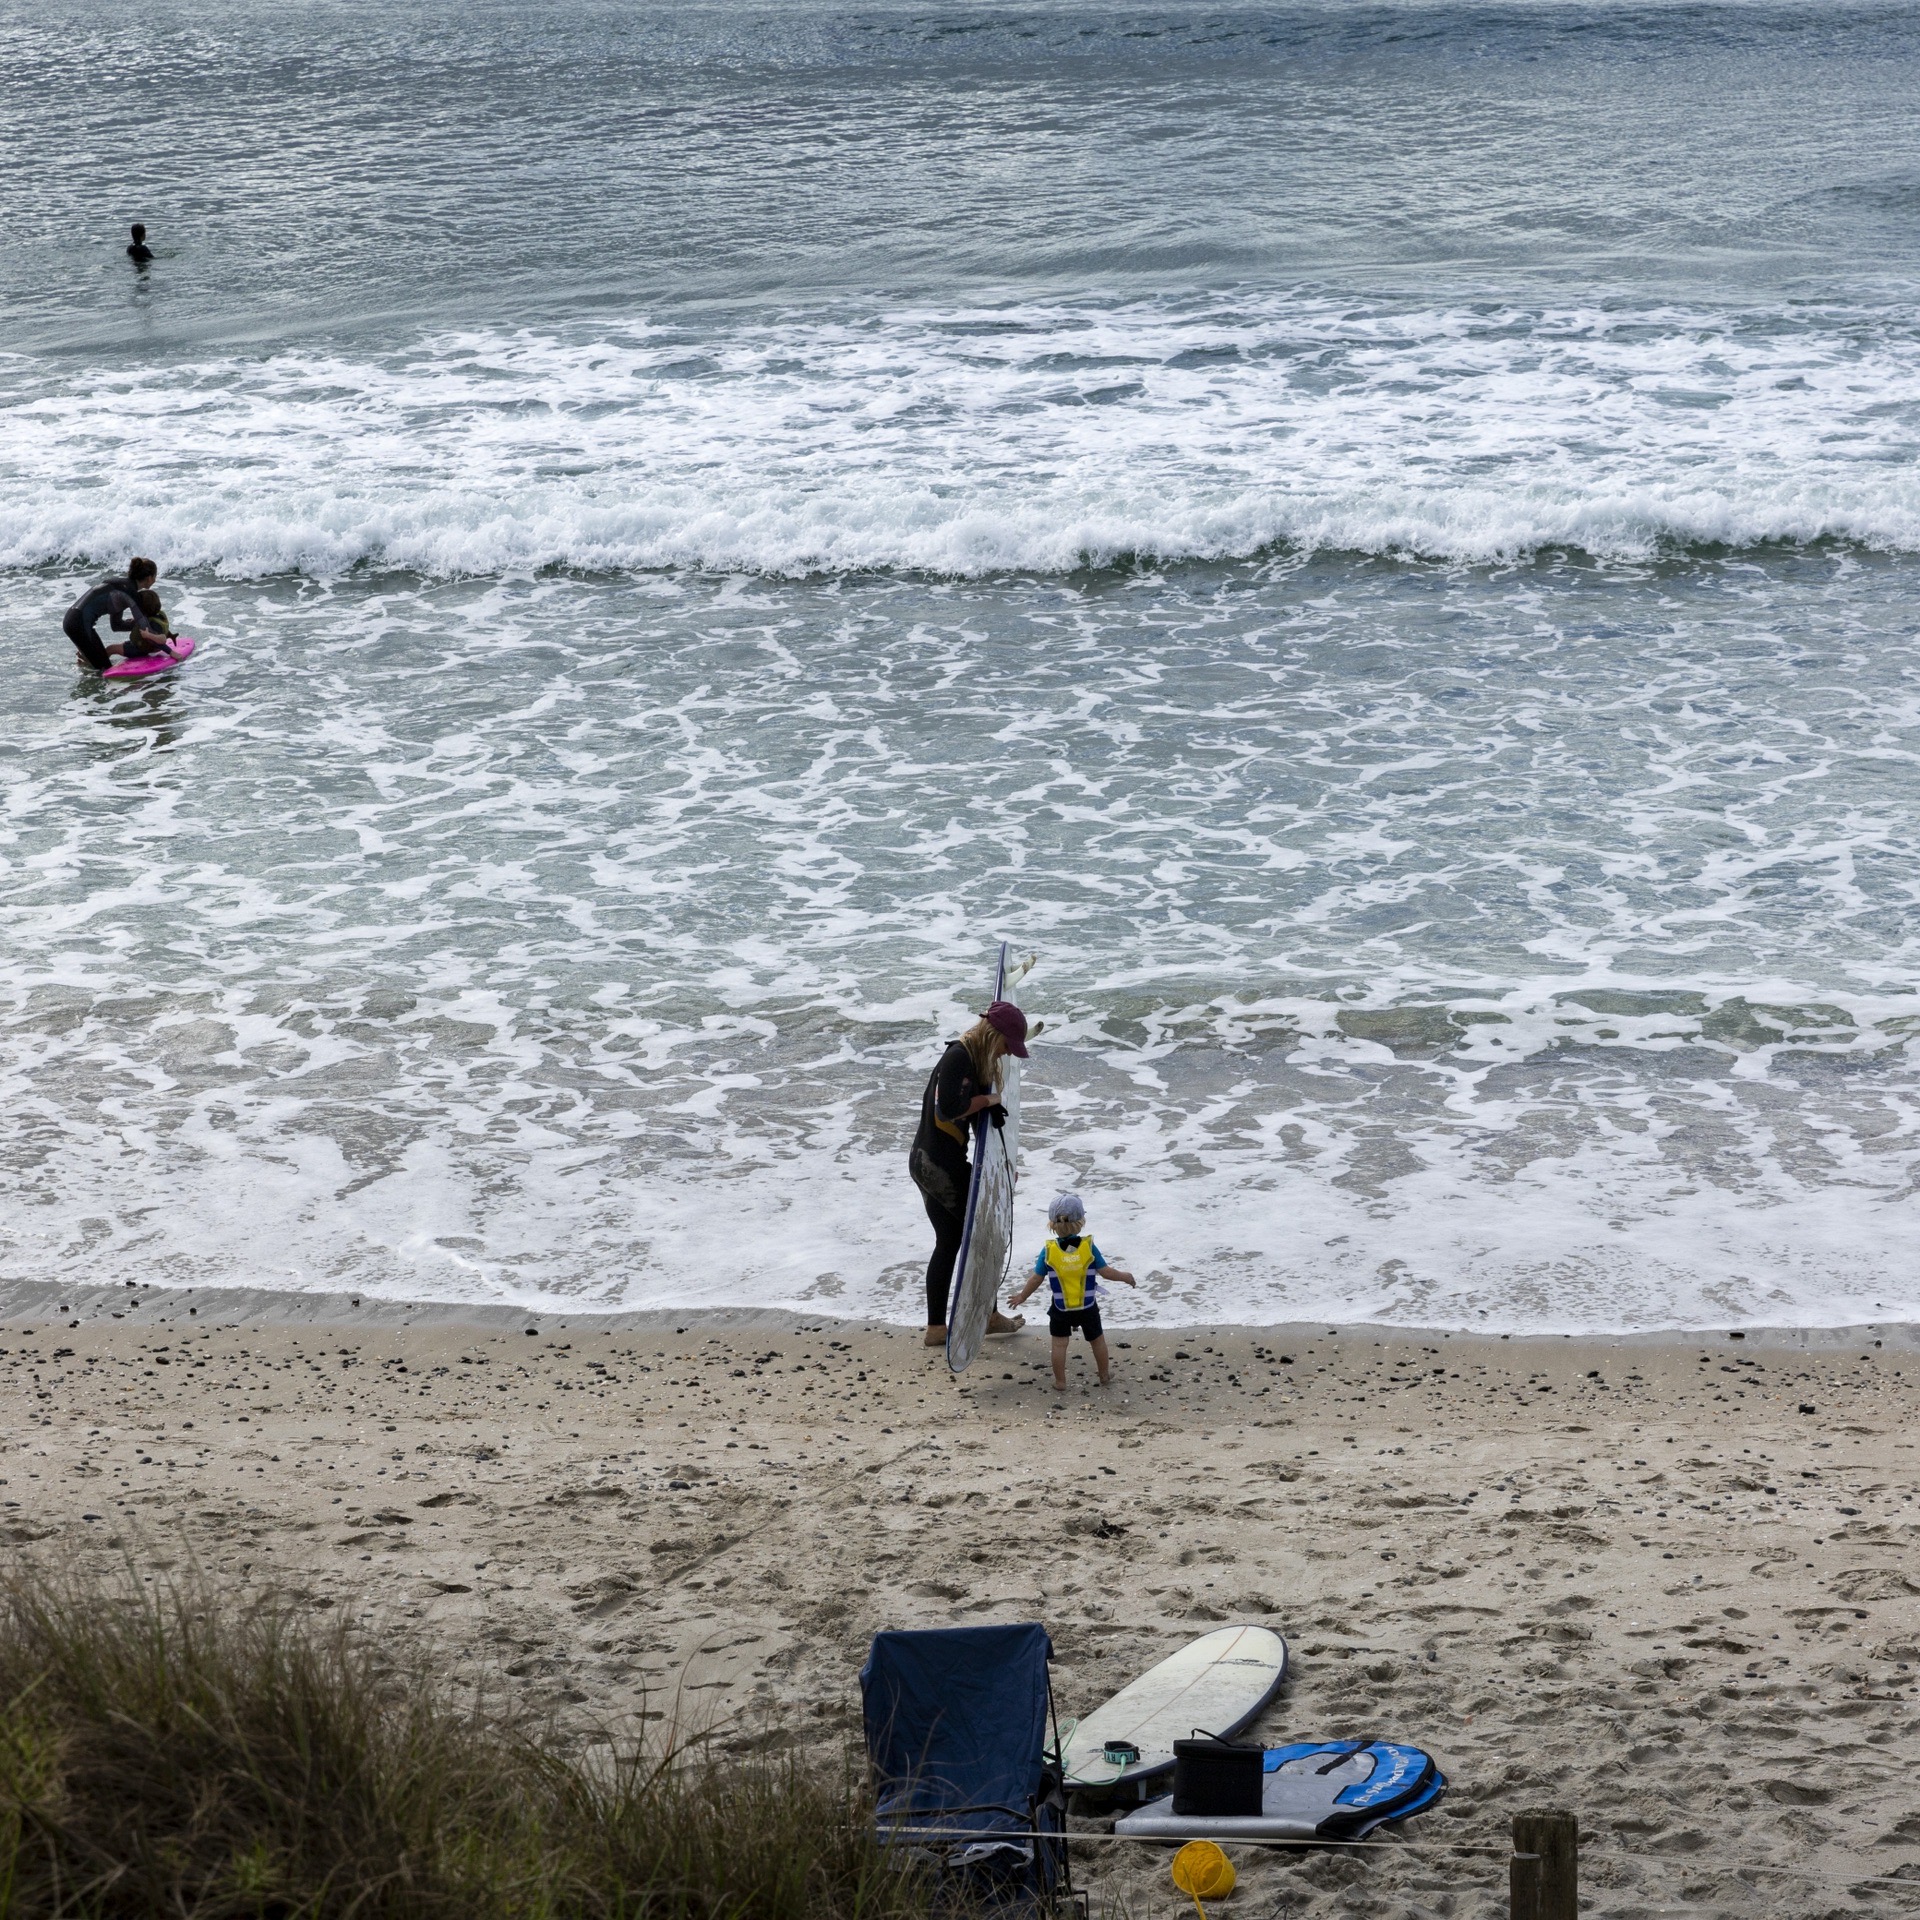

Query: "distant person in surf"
<box><xmin>126</xmin><ymin>222</ymin><xmax>153</xmax><ymax>264</ymax></box>
<box><xmin>1006</xmin><ymin>1190</ymin><xmax>1135</xmax><ymax>1390</ymax></box>
<box><xmin>63</xmin><ymin>558</ymin><xmax>174</xmax><ymax>671</ymax></box>
<box><xmin>910</xmin><ymin>1000</ymin><xmax>1030</xmax><ymax>1349</ymax></box>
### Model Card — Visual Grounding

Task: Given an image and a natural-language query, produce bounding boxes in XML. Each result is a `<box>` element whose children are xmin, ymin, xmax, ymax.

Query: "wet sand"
<box><xmin>4</xmin><ymin>1284</ymin><xmax>1919</xmax><ymax>1918</ymax></box>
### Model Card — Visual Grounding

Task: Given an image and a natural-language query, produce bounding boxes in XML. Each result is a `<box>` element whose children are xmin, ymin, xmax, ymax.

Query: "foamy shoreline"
<box><xmin>5</xmin><ymin>1275</ymin><xmax>1918</xmax><ymax>1353</ymax></box>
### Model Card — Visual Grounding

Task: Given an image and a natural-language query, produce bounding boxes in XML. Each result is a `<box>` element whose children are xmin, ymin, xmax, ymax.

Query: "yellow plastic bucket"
<box><xmin>1171</xmin><ymin>1838</ymin><xmax>1236</xmax><ymax>1914</ymax></box>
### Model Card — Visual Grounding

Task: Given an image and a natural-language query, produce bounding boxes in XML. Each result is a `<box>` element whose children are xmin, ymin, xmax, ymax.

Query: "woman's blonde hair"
<box><xmin>961</xmin><ymin>1016</ymin><xmax>1005</xmax><ymax>1081</ymax></box>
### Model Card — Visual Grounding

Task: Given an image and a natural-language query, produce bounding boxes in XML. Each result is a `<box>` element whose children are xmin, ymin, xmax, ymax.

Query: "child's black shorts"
<box><xmin>1048</xmin><ymin>1305</ymin><xmax>1103</xmax><ymax>1341</ymax></box>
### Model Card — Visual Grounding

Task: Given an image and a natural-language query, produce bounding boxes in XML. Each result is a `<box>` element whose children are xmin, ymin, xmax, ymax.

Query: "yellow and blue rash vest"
<box><xmin>1033</xmin><ymin>1234</ymin><xmax>1107</xmax><ymax>1312</ymax></box>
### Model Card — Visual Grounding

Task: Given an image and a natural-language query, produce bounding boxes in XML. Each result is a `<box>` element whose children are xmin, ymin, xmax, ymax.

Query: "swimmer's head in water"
<box><xmin>130</xmin><ymin>223</ymin><xmax>145</xmax><ymax>242</ymax></box>
<box><xmin>127</xmin><ymin>556</ymin><xmax>157</xmax><ymax>587</ymax></box>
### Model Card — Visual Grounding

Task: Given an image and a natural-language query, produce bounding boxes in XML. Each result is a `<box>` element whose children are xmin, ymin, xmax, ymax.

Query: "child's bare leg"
<box><xmin>1090</xmin><ymin>1335</ymin><xmax>1113</xmax><ymax>1385</ymax></box>
<box><xmin>1051</xmin><ymin>1336</ymin><xmax>1069</xmax><ymax>1388</ymax></box>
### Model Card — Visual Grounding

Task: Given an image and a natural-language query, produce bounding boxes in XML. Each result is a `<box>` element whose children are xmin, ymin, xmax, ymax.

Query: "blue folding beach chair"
<box><xmin>861</xmin><ymin>1622</ymin><xmax>1076</xmax><ymax>1912</ymax></box>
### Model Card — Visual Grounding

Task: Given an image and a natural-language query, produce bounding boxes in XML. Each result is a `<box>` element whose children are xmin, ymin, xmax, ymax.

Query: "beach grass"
<box><xmin>0</xmin><ymin>1564</ymin><xmax>938</xmax><ymax>1920</ymax></box>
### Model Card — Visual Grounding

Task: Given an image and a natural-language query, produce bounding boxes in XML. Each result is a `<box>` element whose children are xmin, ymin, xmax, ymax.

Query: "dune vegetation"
<box><xmin>0</xmin><ymin>1564</ymin><xmax>933</xmax><ymax>1920</ymax></box>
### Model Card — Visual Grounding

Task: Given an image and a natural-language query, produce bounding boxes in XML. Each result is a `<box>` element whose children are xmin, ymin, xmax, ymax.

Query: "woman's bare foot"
<box><xmin>923</xmin><ymin>1325</ymin><xmax>946</xmax><ymax>1348</ymax></box>
<box><xmin>986</xmin><ymin>1311</ymin><xmax>1025</xmax><ymax>1336</ymax></box>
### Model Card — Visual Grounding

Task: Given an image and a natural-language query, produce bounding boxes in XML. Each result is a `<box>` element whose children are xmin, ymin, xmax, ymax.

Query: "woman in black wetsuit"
<box><xmin>64</xmin><ymin>558</ymin><xmax>172</xmax><ymax>671</ymax></box>
<box><xmin>910</xmin><ymin>999</ymin><xmax>1029</xmax><ymax>1348</ymax></box>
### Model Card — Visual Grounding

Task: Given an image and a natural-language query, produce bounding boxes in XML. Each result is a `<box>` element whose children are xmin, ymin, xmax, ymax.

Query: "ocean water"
<box><xmin>8</xmin><ymin>1</ymin><xmax>1920</xmax><ymax>1331</ymax></box>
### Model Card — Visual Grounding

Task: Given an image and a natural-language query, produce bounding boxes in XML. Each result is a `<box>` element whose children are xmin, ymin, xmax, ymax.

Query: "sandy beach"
<box><xmin>4</xmin><ymin>1283</ymin><xmax>1919</xmax><ymax>1918</ymax></box>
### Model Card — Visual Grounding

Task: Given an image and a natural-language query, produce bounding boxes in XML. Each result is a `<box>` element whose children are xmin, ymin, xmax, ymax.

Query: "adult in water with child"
<box><xmin>910</xmin><ymin>999</ymin><xmax>1030</xmax><ymax>1348</ymax></box>
<box><xmin>63</xmin><ymin>558</ymin><xmax>175</xmax><ymax>672</ymax></box>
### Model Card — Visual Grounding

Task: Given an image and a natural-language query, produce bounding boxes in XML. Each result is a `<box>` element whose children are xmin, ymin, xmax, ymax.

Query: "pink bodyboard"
<box><xmin>103</xmin><ymin>636</ymin><xmax>195</xmax><ymax>679</ymax></box>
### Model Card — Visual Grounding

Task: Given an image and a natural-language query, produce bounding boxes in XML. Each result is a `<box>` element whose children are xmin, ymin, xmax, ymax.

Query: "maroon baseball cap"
<box><xmin>983</xmin><ymin>1000</ymin><xmax>1029</xmax><ymax>1058</ymax></box>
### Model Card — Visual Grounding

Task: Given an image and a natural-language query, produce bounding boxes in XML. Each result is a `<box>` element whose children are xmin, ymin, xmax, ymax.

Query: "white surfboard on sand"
<box><xmin>1061</xmin><ymin>1625</ymin><xmax>1289</xmax><ymax>1800</ymax></box>
<box><xmin>945</xmin><ymin>943</ymin><xmax>1034</xmax><ymax>1376</ymax></box>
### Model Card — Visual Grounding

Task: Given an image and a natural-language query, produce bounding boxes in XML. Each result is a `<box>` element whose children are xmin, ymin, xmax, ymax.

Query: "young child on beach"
<box><xmin>1006</xmin><ymin>1192</ymin><xmax>1135</xmax><ymax>1389</ymax></box>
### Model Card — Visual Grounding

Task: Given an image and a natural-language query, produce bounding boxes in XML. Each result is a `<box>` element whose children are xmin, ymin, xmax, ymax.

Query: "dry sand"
<box><xmin>5</xmin><ymin>1281</ymin><xmax>1920</xmax><ymax>1918</ymax></box>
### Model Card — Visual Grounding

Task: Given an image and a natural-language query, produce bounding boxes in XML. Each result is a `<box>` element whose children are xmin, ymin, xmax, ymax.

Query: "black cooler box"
<box><xmin>1171</xmin><ymin>1734</ymin><xmax>1265</xmax><ymax>1817</ymax></box>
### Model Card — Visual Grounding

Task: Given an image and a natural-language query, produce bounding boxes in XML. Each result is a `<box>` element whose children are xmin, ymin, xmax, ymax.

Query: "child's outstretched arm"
<box><xmin>1094</xmin><ymin>1261</ymin><xmax>1136</xmax><ymax>1288</ymax></box>
<box><xmin>1009</xmin><ymin>1247</ymin><xmax>1050</xmax><ymax>1310</ymax></box>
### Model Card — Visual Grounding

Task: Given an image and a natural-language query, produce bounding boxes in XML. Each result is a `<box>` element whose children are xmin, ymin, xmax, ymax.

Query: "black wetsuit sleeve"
<box><xmin>912</xmin><ymin>1040</ymin><xmax>980</xmax><ymax>1169</ymax></box>
<box><xmin>932</xmin><ymin>1042</ymin><xmax>980</xmax><ymax>1127</ymax></box>
<box><xmin>105</xmin><ymin>592</ymin><xmax>148</xmax><ymax>632</ymax></box>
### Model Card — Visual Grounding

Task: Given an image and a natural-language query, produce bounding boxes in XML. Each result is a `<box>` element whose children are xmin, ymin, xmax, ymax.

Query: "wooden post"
<box><xmin>1509</xmin><ymin>1851</ymin><xmax>1542</xmax><ymax>1920</ymax></box>
<box><xmin>1512</xmin><ymin>1810</ymin><xmax>1578</xmax><ymax>1920</ymax></box>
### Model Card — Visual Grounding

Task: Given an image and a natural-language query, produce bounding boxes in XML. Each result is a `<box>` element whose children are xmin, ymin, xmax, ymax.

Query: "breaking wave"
<box><xmin>8</xmin><ymin>291</ymin><xmax>1920</xmax><ymax>579</ymax></box>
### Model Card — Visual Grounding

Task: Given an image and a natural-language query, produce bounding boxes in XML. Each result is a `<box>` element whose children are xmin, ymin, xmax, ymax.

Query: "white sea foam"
<box><xmin>3</xmin><ymin>1095</ymin><xmax>1916</xmax><ymax>1337</ymax></box>
<box><xmin>9</xmin><ymin>550</ymin><xmax>1920</xmax><ymax>1330</ymax></box>
<box><xmin>8</xmin><ymin>295</ymin><xmax>1920</xmax><ymax>577</ymax></box>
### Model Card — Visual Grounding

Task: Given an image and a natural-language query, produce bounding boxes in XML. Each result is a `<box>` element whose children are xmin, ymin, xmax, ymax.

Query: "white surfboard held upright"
<box><xmin>945</xmin><ymin>944</ymin><xmax>1034</xmax><ymax>1376</ymax></box>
